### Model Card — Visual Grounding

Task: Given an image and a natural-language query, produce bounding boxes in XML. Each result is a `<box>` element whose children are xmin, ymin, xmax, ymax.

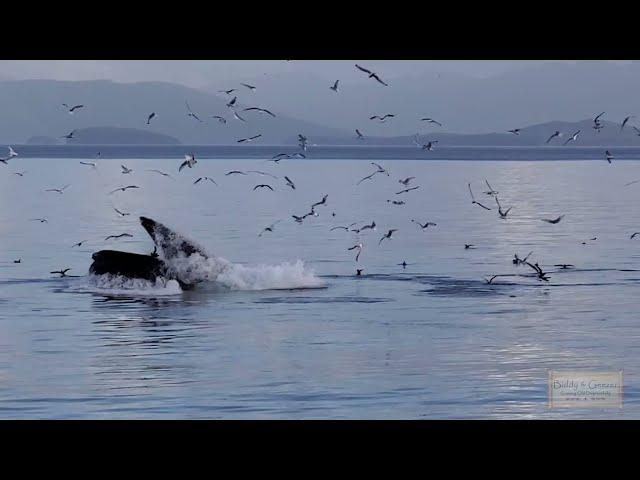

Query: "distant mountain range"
<box><xmin>3</xmin><ymin>77</ymin><xmax>640</xmax><ymax>147</ymax></box>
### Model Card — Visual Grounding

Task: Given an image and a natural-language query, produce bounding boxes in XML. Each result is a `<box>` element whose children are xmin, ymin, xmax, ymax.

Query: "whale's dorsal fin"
<box><xmin>139</xmin><ymin>217</ymin><xmax>208</xmax><ymax>260</ymax></box>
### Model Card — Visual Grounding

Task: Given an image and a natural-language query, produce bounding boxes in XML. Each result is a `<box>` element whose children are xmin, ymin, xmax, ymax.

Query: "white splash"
<box><xmin>216</xmin><ymin>260</ymin><xmax>325</xmax><ymax>291</ymax></box>
<box><xmin>85</xmin><ymin>273</ymin><xmax>183</xmax><ymax>296</ymax></box>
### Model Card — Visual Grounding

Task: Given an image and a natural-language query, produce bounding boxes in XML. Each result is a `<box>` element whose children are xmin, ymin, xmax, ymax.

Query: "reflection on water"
<box><xmin>1</xmin><ymin>156</ymin><xmax>640</xmax><ymax>418</ymax></box>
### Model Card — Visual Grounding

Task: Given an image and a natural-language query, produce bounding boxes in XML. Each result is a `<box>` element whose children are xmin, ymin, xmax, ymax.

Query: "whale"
<box><xmin>89</xmin><ymin>217</ymin><xmax>210</xmax><ymax>289</ymax></box>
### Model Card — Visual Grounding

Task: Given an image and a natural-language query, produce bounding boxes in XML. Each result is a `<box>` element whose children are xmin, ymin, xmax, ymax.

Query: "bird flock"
<box><xmin>2</xmin><ymin>62</ymin><xmax>640</xmax><ymax>283</ymax></box>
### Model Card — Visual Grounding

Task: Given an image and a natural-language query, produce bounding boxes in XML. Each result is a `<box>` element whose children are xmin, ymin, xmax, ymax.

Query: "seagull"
<box><xmin>146</xmin><ymin>112</ymin><xmax>156</xmax><ymax>125</ymax></box>
<box><xmin>71</xmin><ymin>240</ymin><xmax>88</xmax><ymax>248</ymax></box>
<box><xmin>508</xmin><ymin>128</ymin><xmax>521</xmax><ymax>135</ymax></box>
<box><xmin>105</xmin><ymin>233</ymin><xmax>133</xmax><ymax>241</ymax></box>
<box><xmin>413</xmin><ymin>135</ymin><xmax>439</xmax><ymax>151</ymax></box>
<box><xmin>348</xmin><ymin>243</ymin><xmax>363</xmax><ymax>262</ymax></box>
<box><xmin>633</xmin><ymin>126</ymin><xmax>640</xmax><ymax>137</ymax></box>
<box><xmin>624</xmin><ymin>179</ymin><xmax>640</xmax><ymax>187</ymax></box>
<box><xmin>259</xmin><ymin>221</ymin><xmax>281</xmax><ymax>237</ymax></box>
<box><xmin>330</xmin><ymin>223</ymin><xmax>358</xmax><ymax>232</ymax></box>
<box><xmin>355</xmin><ymin>64</ymin><xmax>389</xmax><ymax>86</ymax></box>
<box><xmin>411</xmin><ymin>220</ymin><xmax>437</xmax><ymax>230</ymax></box>
<box><xmin>80</xmin><ymin>161</ymin><xmax>97</xmax><ymax>168</ymax></box>
<box><xmin>185</xmin><ymin>101</ymin><xmax>203</xmax><ymax>122</ymax></box>
<box><xmin>621</xmin><ymin>115</ymin><xmax>635</xmax><ymax>131</ymax></box>
<box><xmin>563</xmin><ymin>130</ymin><xmax>580</xmax><ymax>145</ymax></box>
<box><xmin>554</xmin><ymin>264</ymin><xmax>575</xmax><ymax>269</ymax></box>
<box><xmin>356</xmin><ymin>172</ymin><xmax>378</xmax><ymax>185</ymax></box>
<box><xmin>541</xmin><ymin>215</ymin><xmax>565</xmax><ymax>224</ymax></box>
<box><xmin>630</xmin><ymin>232</ymin><xmax>640</xmax><ymax>239</ymax></box>
<box><xmin>243</xmin><ymin>107</ymin><xmax>276</xmax><ymax>118</ymax></box>
<box><xmin>360</xmin><ymin>221</ymin><xmax>377</xmax><ymax>232</ymax></box>
<box><xmin>114</xmin><ymin>208</ymin><xmax>130</xmax><ymax>216</ymax></box>
<box><xmin>31</xmin><ymin>218</ymin><xmax>48</xmax><ymax>223</ymax></box>
<box><xmin>298</xmin><ymin>134</ymin><xmax>308</xmax><ymax>151</ymax></box>
<box><xmin>0</xmin><ymin>146</ymin><xmax>18</xmax><ymax>164</ymax></box>
<box><xmin>513</xmin><ymin>251</ymin><xmax>533</xmax><ymax>265</ymax></box>
<box><xmin>270</xmin><ymin>153</ymin><xmax>290</xmax><ymax>163</ymax></box>
<box><xmin>211</xmin><ymin>115</ymin><xmax>227</xmax><ymax>124</ymax></box>
<box><xmin>371</xmin><ymin>162</ymin><xmax>389</xmax><ymax>176</ymax></box>
<box><xmin>241</xmin><ymin>83</ymin><xmax>257</xmax><ymax>91</ymax></box>
<box><xmin>61</xmin><ymin>129</ymin><xmax>76</xmax><ymax>140</ymax></box>
<box><xmin>219</xmin><ymin>88</ymin><xmax>237</xmax><ymax>95</ymax></box>
<box><xmin>312</xmin><ymin>194</ymin><xmax>328</xmax><ymax>208</ymax></box>
<box><xmin>109</xmin><ymin>185</ymin><xmax>139</xmax><ymax>194</ymax></box>
<box><xmin>253</xmin><ymin>184</ymin><xmax>274</xmax><ymax>191</ymax></box>
<box><xmin>292</xmin><ymin>215</ymin><xmax>305</xmax><ymax>224</ymax></box>
<box><xmin>179</xmin><ymin>154</ymin><xmax>197</xmax><ymax>172</ymax></box>
<box><xmin>330</xmin><ymin>80</ymin><xmax>340</xmax><ymax>92</ymax></box>
<box><xmin>226</xmin><ymin>96</ymin><xmax>238</xmax><ymax>108</ymax></box>
<box><xmin>147</xmin><ymin>169</ymin><xmax>172</xmax><ymax>178</ymax></box>
<box><xmin>370</xmin><ymin>114</ymin><xmax>395</xmax><ymax>122</ymax></box>
<box><xmin>45</xmin><ymin>185</ymin><xmax>70</xmax><ymax>194</ymax></box>
<box><xmin>356</xmin><ymin>129</ymin><xmax>364</xmax><ymax>139</ymax></box>
<box><xmin>525</xmin><ymin>261</ymin><xmax>550</xmax><ymax>282</ymax></box>
<box><xmin>13</xmin><ymin>259</ymin><xmax>21</xmax><ymax>264</ymax></box>
<box><xmin>495</xmin><ymin>196</ymin><xmax>513</xmax><ymax>219</ymax></box>
<box><xmin>226</xmin><ymin>170</ymin><xmax>248</xmax><ymax>176</ymax></box>
<box><xmin>421</xmin><ymin>118</ymin><xmax>442</xmax><ymax>127</ymax></box>
<box><xmin>248</xmin><ymin>170</ymin><xmax>279</xmax><ymax>179</ymax></box>
<box><xmin>468</xmin><ymin>183</ymin><xmax>492</xmax><ymax>211</ymax></box>
<box><xmin>396</xmin><ymin>186</ymin><xmax>420</xmax><ymax>195</ymax></box>
<box><xmin>465</xmin><ymin>244</ymin><xmax>475</xmax><ymax>250</ymax></box>
<box><xmin>194</xmin><ymin>176</ymin><xmax>218</xmax><ymax>185</ymax></box>
<box><xmin>379</xmin><ymin>229</ymin><xmax>398</xmax><ymax>245</ymax></box>
<box><xmin>237</xmin><ymin>134</ymin><xmax>263</xmax><ymax>143</ymax></box>
<box><xmin>387</xmin><ymin>200</ymin><xmax>405</xmax><ymax>206</ymax></box>
<box><xmin>284</xmin><ymin>176</ymin><xmax>296</xmax><ymax>190</ymax></box>
<box><xmin>233</xmin><ymin>111</ymin><xmax>246</xmax><ymax>122</ymax></box>
<box><xmin>399</xmin><ymin>177</ymin><xmax>415</xmax><ymax>186</ymax></box>
<box><xmin>483</xmin><ymin>180</ymin><xmax>498</xmax><ymax>196</ymax></box>
<box><xmin>546</xmin><ymin>131</ymin><xmax>561</xmax><ymax>144</ymax></box>
<box><xmin>51</xmin><ymin>268</ymin><xmax>71</xmax><ymax>277</ymax></box>
<box><xmin>605</xmin><ymin>150</ymin><xmax>614</xmax><ymax>164</ymax></box>
<box><xmin>62</xmin><ymin>104</ymin><xmax>84</xmax><ymax>114</ymax></box>
<box><xmin>13</xmin><ymin>171</ymin><xmax>25</xmax><ymax>176</ymax></box>
<box><xmin>356</xmin><ymin>269</ymin><xmax>364</xmax><ymax>276</ymax></box>
<box><xmin>484</xmin><ymin>275</ymin><xmax>504</xmax><ymax>285</ymax></box>
<box><xmin>121</xmin><ymin>165</ymin><xmax>133</xmax><ymax>174</ymax></box>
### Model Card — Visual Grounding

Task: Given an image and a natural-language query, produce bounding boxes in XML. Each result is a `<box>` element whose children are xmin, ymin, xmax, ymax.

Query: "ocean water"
<box><xmin>1</xmin><ymin>146</ymin><xmax>639</xmax><ymax>419</ymax></box>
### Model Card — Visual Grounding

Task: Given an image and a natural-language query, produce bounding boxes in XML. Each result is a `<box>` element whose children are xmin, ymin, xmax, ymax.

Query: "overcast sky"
<box><xmin>0</xmin><ymin>60</ymin><xmax>621</xmax><ymax>88</ymax></box>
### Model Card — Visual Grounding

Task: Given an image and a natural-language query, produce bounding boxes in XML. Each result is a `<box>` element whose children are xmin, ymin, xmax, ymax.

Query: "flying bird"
<box><xmin>62</xmin><ymin>104</ymin><xmax>84</xmax><ymax>114</ymax></box>
<box><xmin>412</xmin><ymin>220</ymin><xmax>436</xmax><ymax>230</ymax></box>
<box><xmin>348</xmin><ymin>243</ymin><xmax>363</xmax><ymax>262</ymax></box>
<box><xmin>621</xmin><ymin>115</ymin><xmax>635</xmax><ymax>131</ymax></box>
<box><xmin>211</xmin><ymin>115</ymin><xmax>227</xmax><ymax>124</ymax></box>
<box><xmin>546</xmin><ymin>131</ymin><xmax>561</xmax><ymax>144</ymax></box>
<box><xmin>330</xmin><ymin>80</ymin><xmax>340</xmax><ymax>92</ymax></box>
<box><xmin>146</xmin><ymin>112</ymin><xmax>156</xmax><ymax>125</ymax></box>
<box><xmin>370</xmin><ymin>114</ymin><xmax>395</xmax><ymax>122</ymax></box>
<box><xmin>241</xmin><ymin>83</ymin><xmax>256</xmax><ymax>91</ymax></box>
<box><xmin>226</xmin><ymin>96</ymin><xmax>238</xmax><ymax>108</ymax></box>
<box><xmin>105</xmin><ymin>233</ymin><xmax>133</xmax><ymax>241</ymax></box>
<box><xmin>147</xmin><ymin>169</ymin><xmax>172</xmax><ymax>178</ymax></box>
<box><xmin>605</xmin><ymin>150</ymin><xmax>614</xmax><ymax>164</ymax></box>
<box><xmin>495</xmin><ymin>196</ymin><xmax>513</xmax><ymax>219</ymax></box>
<box><xmin>421</xmin><ymin>118</ymin><xmax>442</xmax><ymax>127</ymax></box>
<box><xmin>114</xmin><ymin>208</ymin><xmax>130</xmax><ymax>216</ymax></box>
<box><xmin>396</xmin><ymin>186</ymin><xmax>420</xmax><ymax>195</ymax></box>
<box><xmin>259</xmin><ymin>221</ymin><xmax>281</xmax><ymax>237</ymax></box>
<box><xmin>508</xmin><ymin>129</ymin><xmax>521</xmax><ymax>135</ymax></box>
<box><xmin>563</xmin><ymin>130</ymin><xmax>580</xmax><ymax>145</ymax></box>
<box><xmin>121</xmin><ymin>165</ymin><xmax>133</xmax><ymax>174</ymax></box>
<box><xmin>51</xmin><ymin>268</ymin><xmax>72</xmax><ymax>277</ymax></box>
<box><xmin>541</xmin><ymin>215</ymin><xmax>565</xmax><ymax>224</ymax></box>
<box><xmin>379</xmin><ymin>229</ymin><xmax>398</xmax><ymax>245</ymax></box>
<box><xmin>468</xmin><ymin>183</ymin><xmax>492</xmax><ymax>211</ymax></box>
<box><xmin>71</xmin><ymin>240</ymin><xmax>88</xmax><ymax>248</ymax></box>
<box><xmin>233</xmin><ymin>111</ymin><xmax>246</xmax><ymax>122</ymax></box>
<box><xmin>219</xmin><ymin>88</ymin><xmax>237</xmax><ymax>95</ymax></box>
<box><xmin>312</xmin><ymin>194</ymin><xmax>328</xmax><ymax>208</ymax></box>
<box><xmin>237</xmin><ymin>134</ymin><xmax>263</xmax><ymax>143</ymax></box>
<box><xmin>45</xmin><ymin>185</ymin><xmax>70</xmax><ymax>194</ymax></box>
<box><xmin>483</xmin><ymin>180</ymin><xmax>498</xmax><ymax>196</ymax></box>
<box><xmin>253</xmin><ymin>184</ymin><xmax>274</xmax><ymax>191</ymax></box>
<box><xmin>80</xmin><ymin>161</ymin><xmax>97</xmax><ymax>168</ymax></box>
<box><xmin>356</xmin><ymin>129</ymin><xmax>364</xmax><ymax>139</ymax></box>
<box><xmin>185</xmin><ymin>101</ymin><xmax>203</xmax><ymax>122</ymax></box>
<box><xmin>61</xmin><ymin>130</ymin><xmax>76</xmax><ymax>140</ymax></box>
<box><xmin>355</xmin><ymin>64</ymin><xmax>389</xmax><ymax>86</ymax></box>
<box><xmin>630</xmin><ymin>232</ymin><xmax>640</xmax><ymax>239</ymax></box>
<box><xmin>109</xmin><ymin>185</ymin><xmax>139</xmax><ymax>194</ymax></box>
<box><xmin>0</xmin><ymin>146</ymin><xmax>18</xmax><ymax>164</ymax></box>
<box><xmin>399</xmin><ymin>177</ymin><xmax>415</xmax><ymax>186</ymax></box>
<box><xmin>284</xmin><ymin>176</ymin><xmax>296</xmax><ymax>190</ymax></box>
<box><xmin>243</xmin><ymin>107</ymin><xmax>276</xmax><ymax>117</ymax></box>
<box><xmin>194</xmin><ymin>176</ymin><xmax>218</xmax><ymax>185</ymax></box>
<box><xmin>179</xmin><ymin>154</ymin><xmax>197</xmax><ymax>172</ymax></box>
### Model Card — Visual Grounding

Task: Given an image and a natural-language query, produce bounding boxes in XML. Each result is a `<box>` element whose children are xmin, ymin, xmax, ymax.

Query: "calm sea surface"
<box><xmin>1</xmin><ymin>146</ymin><xmax>639</xmax><ymax>419</ymax></box>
